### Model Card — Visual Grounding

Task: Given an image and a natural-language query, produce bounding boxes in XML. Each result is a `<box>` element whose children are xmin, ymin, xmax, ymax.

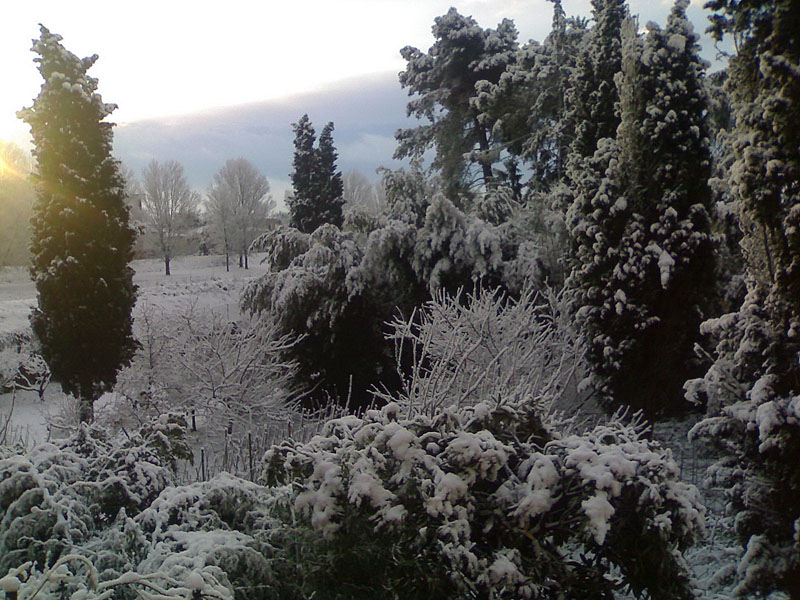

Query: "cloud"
<box><xmin>114</xmin><ymin>71</ymin><xmax>412</xmax><ymax>194</ymax></box>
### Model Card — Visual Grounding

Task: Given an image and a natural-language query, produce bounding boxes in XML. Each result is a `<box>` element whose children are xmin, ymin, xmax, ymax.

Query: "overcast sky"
<box><xmin>3</xmin><ymin>0</ymin><xmax>720</xmax><ymax>145</ymax></box>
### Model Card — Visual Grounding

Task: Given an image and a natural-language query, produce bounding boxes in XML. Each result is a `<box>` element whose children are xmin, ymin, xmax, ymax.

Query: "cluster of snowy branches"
<box><xmin>380</xmin><ymin>287</ymin><xmax>580</xmax><ymax>417</ymax></box>
<box><xmin>115</xmin><ymin>303</ymin><xmax>300</xmax><ymax>448</ymax></box>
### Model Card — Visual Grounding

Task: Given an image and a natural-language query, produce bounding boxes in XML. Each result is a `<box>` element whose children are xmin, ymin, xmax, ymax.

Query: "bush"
<box><xmin>262</xmin><ymin>400</ymin><xmax>703</xmax><ymax>599</ymax></box>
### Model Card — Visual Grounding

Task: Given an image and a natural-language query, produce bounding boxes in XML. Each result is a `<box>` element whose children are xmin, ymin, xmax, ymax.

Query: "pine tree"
<box><xmin>394</xmin><ymin>8</ymin><xmax>518</xmax><ymax>201</ymax></box>
<box><xmin>688</xmin><ymin>1</ymin><xmax>800</xmax><ymax>595</ymax></box>
<box><xmin>18</xmin><ymin>25</ymin><xmax>137</xmax><ymax>423</ymax></box>
<box><xmin>568</xmin><ymin>3</ymin><xmax>715</xmax><ymax>418</ymax></box>
<box><xmin>287</xmin><ymin>115</ymin><xmax>344</xmax><ymax>233</ymax></box>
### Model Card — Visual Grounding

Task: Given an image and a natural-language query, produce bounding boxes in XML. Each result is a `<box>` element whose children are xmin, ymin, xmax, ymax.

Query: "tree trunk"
<box><xmin>244</xmin><ymin>250</ymin><xmax>249</xmax><ymax>270</ymax></box>
<box><xmin>79</xmin><ymin>398</ymin><xmax>94</xmax><ymax>423</ymax></box>
<box><xmin>225</xmin><ymin>251</ymin><xmax>230</xmax><ymax>272</ymax></box>
<box><xmin>239</xmin><ymin>253</ymin><xmax>243</xmax><ymax>268</ymax></box>
<box><xmin>165</xmin><ymin>255</ymin><xmax>171</xmax><ymax>276</ymax></box>
<box><xmin>474</xmin><ymin>118</ymin><xmax>494</xmax><ymax>187</ymax></box>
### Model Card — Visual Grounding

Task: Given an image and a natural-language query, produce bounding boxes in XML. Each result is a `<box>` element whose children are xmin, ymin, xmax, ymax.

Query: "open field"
<box><xmin>0</xmin><ymin>253</ymin><xmax>268</xmax><ymax>446</ymax></box>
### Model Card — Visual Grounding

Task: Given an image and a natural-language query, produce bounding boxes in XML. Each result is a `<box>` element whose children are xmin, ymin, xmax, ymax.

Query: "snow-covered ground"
<box><xmin>0</xmin><ymin>253</ymin><xmax>267</xmax><ymax>446</ymax></box>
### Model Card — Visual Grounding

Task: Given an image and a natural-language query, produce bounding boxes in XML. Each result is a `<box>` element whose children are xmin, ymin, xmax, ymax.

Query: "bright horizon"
<box><xmin>2</xmin><ymin>0</ymin><xmax>719</xmax><ymax>149</ymax></box>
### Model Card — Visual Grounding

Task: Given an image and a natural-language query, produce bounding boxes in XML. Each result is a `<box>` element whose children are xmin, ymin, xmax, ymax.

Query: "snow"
<box><xmin>0</xmin><ymin>254</ymin><xmax>267</xmax><ymax>447</ymax></box>
<box><xmin>667</xmin><ymin>34</ymin><xmax>687</xmax><ymax>53</ymax></box>
<box><xmin>581</xmin><ymin>491</ymin><xmax>614</xmax><ymax>544</ymax></box>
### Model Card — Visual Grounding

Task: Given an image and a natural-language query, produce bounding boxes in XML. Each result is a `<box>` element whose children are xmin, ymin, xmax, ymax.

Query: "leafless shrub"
<box><xmin>377</xmin><ymin>285</ymin><xmax>583</xmax><ymax>417</ymax></box>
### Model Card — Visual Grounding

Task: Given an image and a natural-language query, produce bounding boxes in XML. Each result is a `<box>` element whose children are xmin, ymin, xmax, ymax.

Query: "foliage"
<box><xmin>18</xmin><ymin>25</ymin><xmax>138</xmax><ymax>422</ymax></box>
<box><xmin>687</xmin><ymin>0</ymin><xmax>800</xmax><ymax>595</ymax></box>
<box><xmin>395</xmin><ymin>8</ymin><xmax>519</xmax><ymax>200</ymax></box>
<box><xmin>474</xmin><ymin>2</ymin><xmax>588</xmax><ymax>192</ymax></box>
<box><xmin>287</xmin><ymin>115</ymin><xmax>344</xmax><ymax>233</ymax></box>
<box><xmin>245</xmin><ymin>173</ymin><xmax>546</xmax><ymax>409</ymax></box>
<box><xmin>263</xmin><ymin>399</ymin><xmax>703</xmax><ymax>599</ymax></box>
<box><xmin>565</xmin><ymin>0</ymin><xmax>627</xmax><ymax>169</ymax></box>
<box><xmin>568</xmin><ymin>6</ymin><xmax>715</xmax><ymax>418</ymax></box>
<box><xmin>0</xmin><ymin>415</ymin><xmax>190</xmax><ymax>572</ymax></box>
<box><xmin>243</xmin><ymin>224</ymin><xmax>390</xmax><ymax>409</ymax></box>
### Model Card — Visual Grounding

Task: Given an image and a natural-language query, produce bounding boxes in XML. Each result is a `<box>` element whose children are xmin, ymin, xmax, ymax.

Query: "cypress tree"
<box><xmin>314</xmin><ymin>122</ymin><xmax>344</xmax><ymax>228</ymax></box>
<box><xmin>18</xmin><ymin>25</ymin><xmax>137</xmax><ymax>423</ymax></box>
<box><xmin>566</xmin><ymin>0</ymin><xmax>627</xmax><ymax>167</ymax></box>
<box><xmin>568</xmin><ymin>3</ymin><xmax>715</xmax><ymax>418</ymax></box>
<box><xmin>287</xmin><ymin>115</ymin><xmax>344</xmax><ymax>233</ymax></box>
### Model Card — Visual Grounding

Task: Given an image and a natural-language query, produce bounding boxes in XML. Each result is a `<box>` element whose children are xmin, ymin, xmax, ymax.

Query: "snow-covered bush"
<box><xmin>243</xmin><ymin>223</ymin><xmax>391</xmax><ymax>409</ymax></box>
<box><xmin>263</xmin><ymin>400</ymin><xmax>704</xmax><ymax>599</ymax></box>
<box><xmin>380</xmin><ymin>286</ymin><xmax>581</xmax><ymax>417</ymax></box>
<box><xmin>0</xmin><ymin>417</ymin><xmax>278</xmax><ymax>600</ymax></box>
<box><xmin>0</xmin><ymin>348</ymin><xmax>50</xmax><ymax>399</ymax></box>
<box><xmin>0</xmin><ymin>414</ymin><xmax>190</xmax><ymax>572</ymax></box>
<box><xmin>4</xmin><ymin>556</ymin><xmax>233</xmax><ymax>600</ymax></box>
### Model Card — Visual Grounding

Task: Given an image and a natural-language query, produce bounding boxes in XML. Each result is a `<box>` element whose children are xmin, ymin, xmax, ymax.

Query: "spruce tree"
<box><xmin>18</xmin><ymin>25</ymin><xmax>137</xmax><ymax>423</ymax></box>
<box><xmin>568</xmin><ymin>3</ymin><xmax>715</xmax><ymax>418</ymax></box>
<box><xmin>287</xmin><ymin>115</ymin><xmax>344</xmax><ymax>233</ymax></box>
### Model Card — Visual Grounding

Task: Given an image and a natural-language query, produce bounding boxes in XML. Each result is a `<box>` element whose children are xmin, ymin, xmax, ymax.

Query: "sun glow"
<box><xmin>0</xmin><ymin>152</ymin><xmax>29</xmax><ymax>181</ymax></box>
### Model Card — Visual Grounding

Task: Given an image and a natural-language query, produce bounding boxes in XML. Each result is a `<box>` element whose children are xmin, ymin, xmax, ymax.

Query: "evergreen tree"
<box><xmin>394</xmin><ymin>8</ymin><xmax>518</xmax><ymax>201</ymax></box>
<box><xmin>314</xmin><ymin>122</ymin><xmax>344</xmax><ymax>226</ymax></box>
<box><xmin>18</xmin><ymin>25</ymin><xmax>137</xmax><ymax>423</ymax></box>
<box><xmin>476</xmin><ymin>1</ymin><xmax>588</xmax><ymax>193</ymax></box>
<box><xmin>287</xmin><ymin>115</ymin><xmax>344</xmax><ymax>233</ymax></box>
<box><xmin>688</xmin><ymin>0</ymin><xmax>800</xmax><ymax>595</ymax></box>
<box><xmin>565</xmin><ymin>0</ymin><xmax>627</xmax><ymax>168</ymax></box>
<box><xmin>568</xmin><ymin>3</ymin><xmax>715</xmax><ymax>418</ymax></box>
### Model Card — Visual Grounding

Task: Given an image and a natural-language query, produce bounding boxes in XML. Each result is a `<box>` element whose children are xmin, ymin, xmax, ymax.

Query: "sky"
<box><xmin>2</xmin><ymin>0</ymin><xmax>722</xmax><ymax>200</ymax></box>
<box><xmin>2</xmin><ymin>0</ymin><xmax>721</xmax><ymax>141</ymax></box>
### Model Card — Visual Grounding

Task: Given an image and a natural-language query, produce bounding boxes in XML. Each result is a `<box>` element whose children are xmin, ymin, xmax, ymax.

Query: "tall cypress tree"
<box><xmin>287</xmin><ymin>115</ymin><xmax>344</xmax><ymax>233</ymax></box>
<box><xmin>566</xmin><ymin>0</ymin><xmax>627</xmax><ymax>167</ymax></box>
<box><xmin>18</xmin><ymin>25</ymin><xmax>137</xmax><ymax>423</ymax></box>
<box><xmin>568</xmin><ymin>3</ymin><xmax>715</xmax><ymax>418</ymax></box>
<box><xmin>315</xmin><ymin>122</ymin><xmax>344</xmax><ymax>226</ymax></box>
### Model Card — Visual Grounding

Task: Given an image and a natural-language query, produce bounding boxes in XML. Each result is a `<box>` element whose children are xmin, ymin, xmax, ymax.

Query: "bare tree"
<box><xmin>206</xmin><ymin>183</ymin><xmax>235</xmax><ymax>271</ymax></box>
<box><xmin>208</xmin><ymin>158</ymin><xmax>273</xmax><ymax>270</ymax></box>
<box><xmin>343</xmin><ymin>169</ymin><xmax>384</xmax><ymax>214</ymax></box>
<box><xmin>141</xmin><ymin>159</ymin><xmax>198</xmax><ymax>275</ymax></box>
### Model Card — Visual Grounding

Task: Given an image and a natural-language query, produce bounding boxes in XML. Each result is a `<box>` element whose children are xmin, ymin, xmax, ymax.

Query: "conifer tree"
<box><xmin>18</xmin><ymin>25</ymin><xmax>137</xmax><ymax>423</ymax></box>
<box><xmin>395</xmin><ymin>8</ymin><xmax>518</xmax><ymax>200</ymax></box>
<box><xmin>568</xmin><ymin>3</ymin><xmax>715</xmax><ymax>417</ymax></box>
<box><xmin>688</xmin><ymin>0</ymin><xmax>800</xmax><ymax>594</ymax></box>
<box><xmin>565</xmin><ymin>0</ymin><xmax>627</xmax><ymax>167</ymax></box>
<box><xmin>287</xmin><ymin>115</ymin><xmax>344</xmax><ymax>233</ymax></box>
<box><xmin>314</xmin><ymin>122</ymin><xmax>344</xmax><ymax>226</ymax></box>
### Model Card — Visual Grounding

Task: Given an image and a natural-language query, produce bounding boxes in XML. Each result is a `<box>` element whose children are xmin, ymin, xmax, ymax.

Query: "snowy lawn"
<box><xmin>0</xmin><ymin>253</ymin><xmax>268</xmax><ymax>446</ymax></box>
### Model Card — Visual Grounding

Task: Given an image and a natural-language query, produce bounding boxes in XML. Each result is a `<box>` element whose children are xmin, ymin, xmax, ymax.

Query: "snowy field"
<box><xmin>0</xmin><ymin>253</ymin><xmax>267</xmax><ymax>447</ymax></box>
